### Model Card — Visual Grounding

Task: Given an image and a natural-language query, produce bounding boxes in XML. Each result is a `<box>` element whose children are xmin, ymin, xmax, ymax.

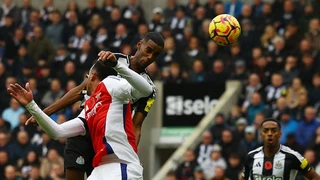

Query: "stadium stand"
<box><xmin>0</xmin><ymin>0</ymin><xmax>320</xmax><ymax>179</ymax></box>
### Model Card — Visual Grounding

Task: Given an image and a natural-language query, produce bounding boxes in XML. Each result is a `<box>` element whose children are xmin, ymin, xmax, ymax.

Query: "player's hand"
<box><xmin>25</xmin><ymin>116</ymin><xmax>39</xmax><ymax>126</ymax></box>
<box><xmin>7</xmin><ymin>83</ymin><xmax>33</xmax><ymax>106</ymax></box>
<box><xmin>98</xmin><ymin>51</ymin><xmax>117</xmax><ymax>67</ymax></box>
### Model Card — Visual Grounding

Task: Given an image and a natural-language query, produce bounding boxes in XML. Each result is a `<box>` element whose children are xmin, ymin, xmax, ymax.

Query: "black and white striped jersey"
<box><xmin>242</xmin><ymin>145</ymin><xmax>311</xmax><ymax>180</ymax></box>
<box><xmin>80</xmin><ymin>53</ymin><xmax>156</xmax><ymax>115</ymax></box>
<box><xmin>114</xmin><ymin>53</ymin><xmax>157</xmax><ymax>104</ymax></box>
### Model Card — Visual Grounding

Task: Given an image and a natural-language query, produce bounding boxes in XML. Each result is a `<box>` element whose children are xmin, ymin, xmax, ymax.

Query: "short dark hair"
<box><xmin>91</xmin><ymin>61</ymin><xmax>117</xmax><ymax>81</ymax></box>
<box><xmin>261</xmin><ymin>118</ymin><xmax>281</xmax><ymax>129</ymax></box>
<box><xmin>51</xmin><ymin>9</ymin><xmax>61</xmax><ymax>15</ymax></box>
<box><xmin>143</xmin><ymin>32</ymin><xmax>164</xmax><ymax>48</ymax></box>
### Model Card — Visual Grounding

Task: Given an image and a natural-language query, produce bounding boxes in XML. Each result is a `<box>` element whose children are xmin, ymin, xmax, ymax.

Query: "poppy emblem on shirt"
<box><xmin>265</xmin><ymin>161</ymin><xmax>272</xmax><ymax>170</ymax></box>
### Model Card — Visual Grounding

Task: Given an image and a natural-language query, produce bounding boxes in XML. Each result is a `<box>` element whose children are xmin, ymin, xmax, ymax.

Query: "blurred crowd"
<box><xmin>0</xmin><ymin>0</ymin><xmax>320</xmax><ymax>179</ymax></box>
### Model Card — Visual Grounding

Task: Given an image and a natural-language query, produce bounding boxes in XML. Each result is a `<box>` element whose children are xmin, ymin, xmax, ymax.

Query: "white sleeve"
<box><xmin>25</xmin><ymin>100</ymin><xmax>86</xmax><ymax>140</ymax></box>
<box><xmin>113</xmin><ymin>62</ymin><xmax>153</xmax><ymax>99</ymax></box>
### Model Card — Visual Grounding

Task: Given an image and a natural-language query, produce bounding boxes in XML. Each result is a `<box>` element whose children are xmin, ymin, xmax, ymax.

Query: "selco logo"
<box><xmin>166</xmin><ymin>96</ymin><xmax>218</xmax><ymax>116</ymax></box>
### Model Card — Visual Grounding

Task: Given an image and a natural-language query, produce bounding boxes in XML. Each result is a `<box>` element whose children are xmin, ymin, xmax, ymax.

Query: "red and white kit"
<box><xmin>25</xmin><ymin>61</ymin><xmax>153</xmax><ymax>180</ymax></box>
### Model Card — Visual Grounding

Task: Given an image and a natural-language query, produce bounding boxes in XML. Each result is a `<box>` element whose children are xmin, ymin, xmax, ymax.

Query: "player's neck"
<box><xmin>264</xmin><ymin>144</ymin><xmax>280</xmax><ymax>157</ymax></box>
<box><xmin>130</xmin><ymin>56</ymin><xmax>144</xmax><ymax>73</ymax></box>
<box><xmin>88</xmin><ymin>81</ymin><xmax>99</xmax><ymax>95</ymax></box>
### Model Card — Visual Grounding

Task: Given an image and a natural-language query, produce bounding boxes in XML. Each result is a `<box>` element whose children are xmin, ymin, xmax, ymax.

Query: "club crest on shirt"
<box><xmin>275</xmin><ymin>161</ymin><xmax>282</xmax><ymax>169</ymax></box>
<box><xmin>95</xmin><ymin>92</ymin><xmax>101</xmax><ymax>100</ymax></box>
<box><xmin>76</xmin><ymin>156</ymin><xmax>85</xmax><ymax>165</ymax></box>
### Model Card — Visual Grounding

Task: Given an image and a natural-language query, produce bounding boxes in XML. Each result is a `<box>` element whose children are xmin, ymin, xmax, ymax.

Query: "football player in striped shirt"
<box><xmin>241</xmin><ymin>118</ymin><xmax>320</xmax><ymax>180</ymax></box>
<box><xmin>8</xmin><ymin>58</ymin><xmax>153</xmax><ymax>179</ymax></box>
<box><xmin>25</xmin><ymin>32</ymin><xmax>163</xmax><ymax>180</ymax></box>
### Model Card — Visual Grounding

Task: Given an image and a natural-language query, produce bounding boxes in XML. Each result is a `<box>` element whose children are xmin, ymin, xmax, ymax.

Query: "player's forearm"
<box><xmin>113</xmin><ymin>62</ymin><xmax>153</xmax><ymax>97</ymax></box>
<box><xmin>134</xmin><ymin>127</ymin><xmax>142</xmax><ymax>145</ymax></box>
<box><xmin>43</xmin><ymin>79</ymin><xmax>87</xmax><ymax>115</ymax></box>
<box><xmin>304</xmin><ymin>169</ymin><xmax>320</xmax><ymax>179</ymax></box>
<box><xmin>133</xmin><ymin>112</ymin><xmax>145</xmax><ymax>145</ymax></box>
<box><xmin>25</xmin><ymin>100</ymin><xmax>86</xmax><ymax>140</ymax></box>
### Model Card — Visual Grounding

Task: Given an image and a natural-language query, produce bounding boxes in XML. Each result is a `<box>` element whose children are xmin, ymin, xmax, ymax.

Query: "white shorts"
<box><xmin>87</xmin><ymin>163</ymin><xmax>143</xmax><ymax>180</ymax></box>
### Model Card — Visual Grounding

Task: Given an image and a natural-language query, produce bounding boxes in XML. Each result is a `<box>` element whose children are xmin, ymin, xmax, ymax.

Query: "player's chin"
<box><xmin>266</xmin><ymin>142</ymin><xmax>276</xmax><ymax>147</ymax></box>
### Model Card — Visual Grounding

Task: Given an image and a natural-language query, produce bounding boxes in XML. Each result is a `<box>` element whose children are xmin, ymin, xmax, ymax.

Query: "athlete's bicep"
<box><xmin>292</xmin><ymin>153</ymin><xmax>312</xmax><ymax>174</ymax></box>
<box><xmin>134</xmin><ymin>95</ymin><xmax>156</xmax><ymax>117</ymax></box>
<box><xmin>43</xmin><ymin>78</ymin><xmax>88</xmax><ymax>115</ymax></box>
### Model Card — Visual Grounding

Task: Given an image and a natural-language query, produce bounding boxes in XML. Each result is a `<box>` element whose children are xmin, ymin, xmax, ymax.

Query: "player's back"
<box><xmin>84</xmin><ymin>75</ymin><xmax>139</xmax><ymax>167</ymax></box>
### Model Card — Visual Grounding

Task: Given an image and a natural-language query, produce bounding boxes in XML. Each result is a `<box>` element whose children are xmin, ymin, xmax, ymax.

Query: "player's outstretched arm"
<box><xmin>43</xmin><ymin>78</ymin><xmax>88</xmax><ymax>115</ymax></box>
<box><xmin>114</xmin><ymin>61</ymin><xmax>153</xmax><ymax>98</ymax></box>
<box><xmin>8</xmin><ymin>83</ymin><xmax>86</xmax><ymax>140</ymax></box>
<box><xmin>99</xmin><ymin>51</ymin><xmax>152</xmax><ymax>97</ymax></box>
<box><xmin>25</xmin><ymin>79</ymin><xmax>88</xmax><ymax>125</ymax></box>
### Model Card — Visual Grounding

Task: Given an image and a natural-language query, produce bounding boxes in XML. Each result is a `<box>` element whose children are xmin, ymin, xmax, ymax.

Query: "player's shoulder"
<box><xmin>114</xmin><ymin>53</ymin><xmax>130</xmax><ymax>65</ymax></box>
<box><xmin>101</xmin><ymin>75</ymin><xmax>126</xmax><ymax>88</ymax></box>
<box><xmin>114</xmin><ymin>53</ymin><xmax>129</xmax><ymax>59</ymax></box>
<box><xmin>140</xmin><ymin>72</ymin><xmax>157</xmax><ymax>97</ymax></box>
<box><xmin>247</xmin><ymin>146</ymin><xmax>263</xmax><ymax>157</ymax></box>
<box><xmin>140</xmin><ymin>72</ymin><xmax>155</xmax><ymax>85</ymax></box>
<box><xmin>280</xmin><ymin>145</ymin><xmax>303</xmax><ymax>160</ymax></box>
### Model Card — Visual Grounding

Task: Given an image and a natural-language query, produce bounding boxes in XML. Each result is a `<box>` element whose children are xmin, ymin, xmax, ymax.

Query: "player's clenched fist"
<box><xmin>98</xmin><ymin>51</ymin><xmax>117</xmax><ymax>67</ymax></box>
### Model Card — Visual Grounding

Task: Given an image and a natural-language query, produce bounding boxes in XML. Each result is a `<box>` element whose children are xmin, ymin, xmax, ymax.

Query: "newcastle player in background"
<box><xmin>241</xmin><ymin>118</ymin><xmax>320</xmax><ymax>180</ymax></box>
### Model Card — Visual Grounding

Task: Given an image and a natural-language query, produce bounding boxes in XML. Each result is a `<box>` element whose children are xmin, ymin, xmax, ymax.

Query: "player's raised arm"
<box><xmin>114</xmin><ymin>62</ymin><xmax>153</xmax><ymax>97</ymax></box>
<box><xmin>43</xmin><ymin>78</ymin><xmax>88</xmax><ymax>115</ymax></box>
<box><xmin>25</xmin><ymin>78</ymin><xmax>88</xmax><ymax>125</ymax></box>
<box><xmin>8</xmin><ymin>83</ymin><xmax>86</xmax><ymax>140</ymax></box>
<box><xmin>100</xmin><ymin>51</ymin><xmax>153</xmax><ymax>98</ymax></box>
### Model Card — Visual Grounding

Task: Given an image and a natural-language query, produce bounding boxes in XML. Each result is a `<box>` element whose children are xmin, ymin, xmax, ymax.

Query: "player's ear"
<box><xmin>89</xmin><ymin>73</ymin><xmax>96</xmax><ymax>81</ymax></box>
<box><xmin>137</xmin><ymin>40</ymin><xmax>142</xmax><ymax>50</ymax></box>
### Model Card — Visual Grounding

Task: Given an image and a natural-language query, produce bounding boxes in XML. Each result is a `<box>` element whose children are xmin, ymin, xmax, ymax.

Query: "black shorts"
<box><xmin>64</xmin><ymin>133</ymin><xmax>95</xmax><ymax>175</ymax></box>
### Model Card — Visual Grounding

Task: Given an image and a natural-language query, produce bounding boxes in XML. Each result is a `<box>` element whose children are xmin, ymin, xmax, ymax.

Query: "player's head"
<box><xmin>260</xmin><ymin>118</ymin><xmax>282</xmax><ymax>148</ymax></box>
<box><xmin>86</xmin><ymin>60</ymin><xmax>117</xmax><ymax>95</ymax></box>
<box><xmin>134</xmin><ymin>32</ymin><xmax>164</xmax><ymax>71</ymax></box>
